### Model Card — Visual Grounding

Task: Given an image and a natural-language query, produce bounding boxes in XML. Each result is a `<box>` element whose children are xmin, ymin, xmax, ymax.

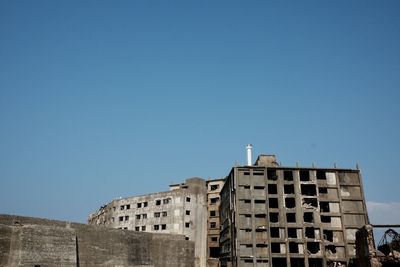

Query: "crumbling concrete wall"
<box><xmin>0</xmin><ymin>214</ymin><xmax>195</xmax><ymax>267</ymax></box>
<box><xmin>356</xmin><ymin>225</ymin><xmax>382</xmax><ymax>267</ymax></box>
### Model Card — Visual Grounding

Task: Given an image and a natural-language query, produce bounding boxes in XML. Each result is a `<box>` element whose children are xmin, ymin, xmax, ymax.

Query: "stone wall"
<box><xmin>0</xmin><ymin>214</ymin><xmax>195</xmax><ymax>267</ymax></box>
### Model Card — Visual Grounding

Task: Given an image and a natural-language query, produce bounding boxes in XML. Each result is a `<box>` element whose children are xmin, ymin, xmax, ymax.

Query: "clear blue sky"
<box><xmin>1</xmin><ymin>1</ymin><xmax>399</xmax><ymax>223</ymax></box>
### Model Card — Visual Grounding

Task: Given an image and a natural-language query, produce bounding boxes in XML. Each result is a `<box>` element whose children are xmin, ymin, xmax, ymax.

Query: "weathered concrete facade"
<box><xmin>0</xmin><ymin>214</ymin><xmax>195</xmax><ymax>267</ymax></box>
<box><xmin>89</xmin><ymin>178</ymin><xmax>208</xmax><ymax>267</ymax></box>
<box><xmin>220</xmin><ymin>155</ymin><xmax>369</xmax><ymax>267</ymax></box>
<box><xmin>207</xmin><ymin>179</ymin><xmax>225</xmax><ymax>260</ymax></box>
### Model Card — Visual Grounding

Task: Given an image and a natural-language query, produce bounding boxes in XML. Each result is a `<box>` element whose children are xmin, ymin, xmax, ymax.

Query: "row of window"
<box><xmin>118</xmin><ymin>197</ymin><xmax>192</xmax><ymax>211</ymax></box>
<box><xmin>242</xmin><ymin>169</ymin><xmax>329</xmax><ymax>182</ymax></box>
<box><xmin>241</xmin><ymin>211</ymin><xmax>341</xmax><ymax>224</ymax></box>
<box><xmin>116</xmin><ymin>210</ymin><xmax>192</xmax><ymax>222</ymax></box>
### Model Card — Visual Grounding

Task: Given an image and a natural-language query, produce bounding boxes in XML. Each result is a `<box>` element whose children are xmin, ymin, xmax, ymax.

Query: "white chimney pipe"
<box><xmin>246</xmin><ymin>144</ymin><xmax>253</xmax><ymax>166</ymax></box>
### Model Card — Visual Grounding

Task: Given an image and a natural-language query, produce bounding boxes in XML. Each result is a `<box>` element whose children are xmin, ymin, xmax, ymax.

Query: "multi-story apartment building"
<box><xmin>220</xmin><ymin>154</ymin><xmax>369</xmax><ymax>267</ymax></box>
<box><xmin>88</xmin><ymin>177</ymin><xmax>208</xmax><ymax>267</ymax></box>
<box><xmin>207</xmin><ymin>178</ymin><xmax>225</xmax><ymax>259</ymax></box>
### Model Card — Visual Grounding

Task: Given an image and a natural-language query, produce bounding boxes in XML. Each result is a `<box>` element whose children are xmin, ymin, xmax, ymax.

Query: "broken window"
<box><xmin>126</xmin><ymin>204</ymin><xmax>130</xmax><ymax>210</ymax></box>
<box><xmin>136</xmin><ymin>214</ymin><xmax>141</xmax><ymax>220</ymax></box>
<box><xmin>255</xmin><ymin>199</ymin><xmax>266</xmax><ymax>204</ymax></box>
<box><xmin>317</xmin><ymin>170</ymin><xmax>326</xmax><ymax>180</ymax></box>
<box><xmin>307</xmin><ymin>242</ymin><xmax>320</xmax><ymax>254</ymax></box>
<box><xmin>304</xmin><ymin>212</ymin><xmax>313</xmax><ymax>223</ymax></box>
<box><xmin>135</xmin><ymin>226</ymin><xmax>139</xmax><ymax>231</ymax></box>
<box><xmin>288</xmin><ymin>228</ymin><xmax>297</xmax><ymax>238</ymax></box>
<box><xmin>301</xmin><ymin>184</ymin><xmax>317</xmax><ymax>196</ymax></box>
<box><xmin>142</xmin><ymin>214</ymin><xmax>147</xmax><ymax>219</ymax></box>
<box><xmin>305</xmin><ymin>227</ymin><xmax>315</xmax><ymax>238</ymax></box>
<box><xmin>286</xmin><ymin>213</ymin><xmax>296</xmax><ymax>223</ymax></box>
<box><xmin>210</xmin><ymin>197</ymin><xmax>219</xmax><ymax>204</ymax></box>
<box><xmin>269</xmin><ymin>198</ymin><xmax>279</xmax><ymax>208</ymax></box>
<box><xmin>137</xmin><ymin>203</ymin><xmax>142</xmax><ymax>208</ymax></box>
<box><xmin>210</xmin><ymin>222</ymin><xmax>217</xmax><ymax>228</ymax></box>
<box><xmin>186</xmin><ymin>197</ymin><xmax>191</xmax><ymax>202</ymax></box>
<box><xmin>271</xmin><ymin>243</ymin><xmax>281</xmax><ymax>253</ymax></box>
<box><xmin>255</xmin><ymin>214</ymin><xmax>266</xmax><ymax>218</ymax></box>
<box><xmin>154</xmin><ymin>212</ymin><xmax>160</xmax><ymax>218</ymax></box>
<box><xmin>163</xmin><ymin>198</ymin><xmax>170</xmax><ymax>204</ymax></box>
<box><xmin>256</xmin><ymin>243</ymin><xmax>268</xmax><ymax>248</ymax></box>
<box><xmin>154</xmin><ymin>225</ymin><xmax>159</xmax><ymax>230</ymax></box>
<box><xmin>268</xmin><ymin>184</ymin><xmax>278</xmax><ymax>194</ymax></box>
<box><xmin>289</xmin><ymin>242</ymin><xmax>299</xmax><ymax>253</ymax></box>
<box><xmin>120</xmin><ymin>205</ymin><xmax>125</xmax><ymax>210</ymax></box>
<box><xmin>290</xmin><ymin>258</ymin><xmax>304</xmax><ymax>267</ymax></box>
<box><xmin>210</xmin><ymin>210</ymin><xmax>216</xmax><ymax>217</ymax></box>
<box><xmin>210</xmin><ymin>184</ymin><xmax>219</xmax><ymax>191</ymax></box>
<box><xmin>185</xmin><ymin>222</ymin><xmax>190</xmax><ymax>228</ymax></box>
<box><xmin>302</xmin><ymin>198</ymin><xmax>318</xmax><ymax>209</ymax></box>
<box><xmin>186</xmin><ymin>210</ymin><xmax>191</xmax><ymax>215</ymax></box>
<box><xmin>284</xmin><ymin>184</ymin><xmax>295</xmax><ymax>194</ymax></box>
<box><xmin>124</xmin><ymin>216</ymin><xmax>129</xmax><ymax>221</ymax></box>
<box><xmin>270</xmin><ymin>212</ymin><xmax>279</xmax><ymax>223</ymax></box>
<box><xmin>244</xmin><ymin>199</ymin><xmax>251</xmax><ymax>203</ymax></box>
<box><xmin>254</xmin><ymin>171</ymin><xmax>264</xmax><ymax>176</ymax></box>
<box><xmin>142</xmin><ymin>226</ymin><xmax>146</xmax><ymax>231</ymax></box>
<box><xmin>143</xmin><ymin>201</ymin><xmax>148</xmax><ymax>207</ymax></box>
<box><xmin>155</xmin><ymin>200</ymin><xmax>161</xmax><ymax>205</ymax></box>
<box><xmin>300</xmin><ymin>170</ymin><xmax>310</xmax><ymax>181</ymax></box>
<box><xmin>162</xmin><ymin>211</ymin><xmax>167</xmax><ymax>217</ymax></box>
<box><xmin>321</xmin><ymin>215</ymin><xmax>331</xmax><ymax>223</ymax></box>
<box><xmin>284</xmin><ymin>170</ymin><xmax>293</xmax><ymax>181</ymax></box>
<box><xmin>326</xmin><ymin>245</ymin><xmax>336</xmax><ymax>254</ymax></box>
<box><xmin>320</xmin><ymin>202</ymin><xmax>330</xmax><ymax>212</ymax></box>
<box><xmin>272</xmin><ymin>258</ymin><xmax>287</xmax><ymax>267</ymax></box>
<box><xmin>254</xmin><ymin>186</ymin><xmax>265</xmax><ymax>190</ymax></box>
<box><xmin>318</xmin><ymin>187</ymin><xmax>328</xmax><ymax>194</ymax></box>
<box><xmin>309</xmin><ymin>258</ymin><xmax>323</xmax><ymax>267</ymax></box>
<box><xmin>270</xmin><ymin>227</ymin><xmax>280</xmax><ymax>238</ymax></box>
<box><xmin>211</xmin><ymin>237</ymin><xmax>218</xmax><ymax>242</ymax></box>
<box><xmin>268</xmin><ymin>169</ymin><xmax>278</xmax><ymax>181</ymax></box>
<box><xmin>161</xmin><ymin>224</ymin><xmax>166</xmax><ymax>230</ymax></box>
<box><xmin>323</xmin><ymin>230</ymin><xmax>333</xmax><ymax>241</ymax></box>
<box><xmin>285</xmin><ymin>198</ymin><xmax>296</xmax><ymax>208</ymax></box>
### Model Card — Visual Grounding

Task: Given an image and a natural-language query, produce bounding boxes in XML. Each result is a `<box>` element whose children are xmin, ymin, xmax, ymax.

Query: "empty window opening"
<box><xmin>209</xmin><ymin>247</ymin><xmax>220</xmax><ymax>258</ymax></box>
<box><xmin>137</xmin><ymin>203</ymin><xmax>142</xmax><ymax>208</ymax></box>
<box><xmin>243</xmin><ymin>185</ymin><xmax>251</xmax><ymax>189</ymax></box>
<box><xmin>289</xmin><ymin>242</ymin><xmax>299</xmax><ymax>253</ymax></box>
<box><xmin>309</xmin><ymin>258</ymin><xmax>323</xmax><ymax>267</ymax></box>
<box><xmin>255</xmin><ymin>199</ymin><xmax>266</xmax><ymax>204</ymax></box>
<box><xmin>254</xmin><ymin>186</ymin><xmax>265</xmax><ymax>190</ymax></box>
<box><xmin>142</xmin><ymin>226</ymin><xmax>146</xmax><ymax>231</ymax></box>
<box><xmin>321</xmin><ymin>215</ymin><xmax>331</xmax><ymax>223</ymax></box>
<box><xmin>304</xmin><ymin>212</ymin><xmax>314</xmax><ymax>223</ymax></box>
<box><xmin>323</xmin><ymin>230</ymin><xmax>333</xmax><ymax>242</ymax></box>
<box><xmin>120</xmin><ymin>205</ymin><xmax>124</xmax><ymax>210</ymax></box>
<box><xmin>156</xmin><ymin>200</ymin><xmax>161</xmax><ymax>205</ymax></box>
<box><xmin>316</xmin><ymin>170</ymin><xmax>326</xmax><ymax>180</ymax></box>
<box><xmin>268</xmin><ymin>184</ymin><xmax>278</xmax><ymax>194</ymax></box>
<box><xmin>255</xmin><ymin>214</ymin><xmax>266</xmax><ymax>218</ymax></box>
<box><xmin>270</xmin><ymin>227</ymin><xmax>280</xmax><ymax>238</ymax></box>
<box><xmin>257</xmin><ymin>259</ymin><xmax>268</xmax><ymax>263</ymax></box>
<box><xmin>272</xmin><ymin>258</ymin><xmax>287</xmax><ymax>267</ymax></box>
<box><xmin>268</xmin><ymin>170</ymin><xmax>278</xmax><ymax>181</ymax></box>
<box><xmin>135</xmin><ymin>226</ymin><xmax>139</xmax><ymax>231</ymax></box>
<box><xmin>185</xmin><ymin>222</ymin><xmax>190</xmax><ymax>228</ymax></box>
<box><xmin>290</xmin><ymin>258</ymin><xmax>305</xmax><ymax>267</ymax></box>
<box><xmin>161</xmin><ymin>224</ymin><xmax>166</xmax><ymax>230</ymax></box>
<box><xmin>288</xmin><ymin>228</ymin><xmax>298</xmax><ymax>238</ymax></box>
<box><xmin>286</xmin><ymin>213</ymin><xmax>296</xmax><ymax>223</ymax></box>
<box><xmin>210</xmin><ymin>210</ymin><xmax>216</xmax><ymax>217</ymax></box>
<box><xmin>210</xmin><ymin>197</ymin><xmax>219</xmax><ymax>204</ymax></box>
<box><xmin>284</xmin><ymin>170</ymin><xmax>293</xmax><ymax>181</ymax></box>
<box><xmin>186</xmin><ymin>197</ymin><xmax>191</xmax><ymax>202</ymax></box>
<box><xmin>256</xmin><ymin>243</ymin><xmax>268</xmax><ymax>248</ymax></box>
<box><xmin>162</xmin><ymin>211</ymin><xmax>167</xmax><ymax>217</ymax></box>
<box><xmin>243</xmin><ymin>171</ymin><xmax>250</xmax><ymax>175</ymax></box>
<box><xmin>143</xmin><ymin>201</ymin><xmax>148</xmax><ymax>207</ymax></box>
<box><xmin>186</xmin><ymin>210</ymin><xmax>191</xmax><ymax>215</ymax></box>
<box><xmin>326</xmin><ymin>245</ymin><xmax>337</xmax><ymax>254</ymax></box>
<box><xmin>320</xmin><ymin>202</ymin><xmax>330</xmax><ymax>212</ymax></box>
<box><xmin>210</xmin><ymin>184</ymin><xmax>219</xmax><ymax>191</ymax></box>
<box><xmin>211</xmin><ymin>237</ymin><xmax>218</xmax><ymax>242</ymax></box>
<box><xmin>256</xmin><ymin>227</ymin><xmax>267</xmax><ymax>232</ymax></box>
<box><xmin>319</xmin><ymin>187</ymin><xmax>328</xmax><ymax>194</ymax></box>
<box><xmin>163</xmin><ymin>198</ymin><xmax>170</xmax><ymax>204</ymax></box>
<box><xmin>124</xmin><ymin>216</ymin><xmax>129</xmax><ymax>221</ymax></box>
<box><xmin>136</xmin><ymin>215</ymin><xmax>141</xmax><ymax>220</ymax></box>
<box><xmin>210</xmin><ymin>222</ymin><xmax>217</xmax><ymax>228</ymax></box>
<box><xmin>154</xmin><ymin>212</ymin><xmax>160</xmax><ymax>218</ymax></box>
<box><xmin>119</xmin><ymin>216</ymin><xmax>123</xmax><ymax>221</ymax></box>
<box><xmin>271</xmin><ymin>243</ymin><xmax>281</xmax><ymax>253</ymax></box>
<box><xmin>126</xmin><ymin>204</ymin><xmax>130</xmax><ymax>210</ymax></box>
<box><xmin>285</xmin><ymin>198</ymin><xmax>296</xmax><ymax>208</ymax></box>
<box><xmin>154</xmin><ymin>225</ymin><xmax>159</xmax><ymax>230</ymax></box>
<box><xmin>142</xmin><ymin>214</ymin><xmax>147</xmax><ymax>219</ymax></box>
<box><xmin>284</xmin><ymin>184</ymin><xmax>295</xmax><ymax>194</ymax></box>
<box><xmin>244</xmin><ymin>214</ymin><xmax>251</xmax><ymax>218</ymax></box>
<box><xmin>185</xmin><ymin>236</ymin><xmax>189</xmax><ymax>240</ymax></box>
<box><xmin>245</xmin><ymin>228</ymin><xmax>252</xmax><ymax>232</ymax></box>
<box><xmin>269</xmin><ymin>198</ymin><xmax>279</xmax><ymax>208</ymax></box>
<box><xmin>270</xmin><ymin>212</ymin><xmax>279</xmax><ymax>223</ymax></box>
<box><xmin>301</xmin><ymin>184</ymin><xmax>317</xmax><ymax>196</ymax></box>
<box><xmin>305</xmin><ymin>227</ymin><xmax>315</xmax><ymax>238</ymax></box>
<box><xmin>300</xmin><ymin>170</ymin><xmax>310</xmax><ymax>181</ymax></box>
<box><xmin>254</xmin><ymin>172</ymin><xmax>264</xmax><ymax>176</ymax></box>
<box><xmin>307</xmin><ymin>242</ymin><xmax>320</xmax><ymax>254</ymax></box>
<box><xmin>302</xmin><ymin>198</ymin><xmax>318</xmax><ymax>208</ymax></box>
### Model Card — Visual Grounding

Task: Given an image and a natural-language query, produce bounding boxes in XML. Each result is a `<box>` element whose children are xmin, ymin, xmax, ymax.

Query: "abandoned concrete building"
<box><xmin>219</xmin><ymin>154</ymin><xmax>369</xmax><ymax>267</ymax></box>
<box><xmin>88</xmin><ymin>177</ymin><xmax>213</xmax><ymax>267</ymax></box>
